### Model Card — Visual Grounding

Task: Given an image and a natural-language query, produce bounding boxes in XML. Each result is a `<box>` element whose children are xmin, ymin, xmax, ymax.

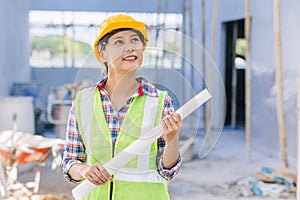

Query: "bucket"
<box><xmin>0</xmin><ymin>96</ymin><xmax>35</xmax><ymax>133</ymax></box>
<box><xmin>54</xmin><ymin>104</ymin><xmax>71</xmax><ymax>139</ymax></box>
<box><xmin>47</xmin><ymin>100</ymin><xmax>72</xmax><ymax>139</ymax></box>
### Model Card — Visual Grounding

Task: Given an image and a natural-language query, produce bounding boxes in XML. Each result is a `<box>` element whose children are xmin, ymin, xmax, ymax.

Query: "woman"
<box><xmin>62</xmin><ymin>14</ymin><xmax>182</xmax><ymax>200</ymax></box>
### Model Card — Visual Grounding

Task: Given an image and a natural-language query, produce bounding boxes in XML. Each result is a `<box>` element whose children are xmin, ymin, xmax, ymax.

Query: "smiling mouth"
<box><xmin>123</xmin><ymin>55</ymin><xmax>137</xmax><ymax>61</ymax></box>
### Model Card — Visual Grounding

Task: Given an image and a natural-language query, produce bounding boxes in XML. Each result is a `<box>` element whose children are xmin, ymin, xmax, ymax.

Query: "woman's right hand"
<box><xmin>79</xmin><ymin>163</ymin><xmax>113</xmax><ymax>186</ymax></box>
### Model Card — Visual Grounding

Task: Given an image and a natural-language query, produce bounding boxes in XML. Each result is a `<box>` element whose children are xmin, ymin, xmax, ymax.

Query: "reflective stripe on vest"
<box><xmin>78</xmin><ymin>87</ymin><xmax>93</xmax><ymax>164</ymax></box>
<box><xmin>114</xmin><ymin>168</ymin><xmax>166</xmax><ymax>183</ymax></box>
<box><xmin>137</xmin><ymin>94</ymin><xmax>158</xmax><ymax>171</ymax></box>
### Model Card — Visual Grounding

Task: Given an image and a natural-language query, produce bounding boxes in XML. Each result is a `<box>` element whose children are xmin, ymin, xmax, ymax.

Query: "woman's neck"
<box><xmin>105</xmin><ymin>71</ymin><xmax>138</xmax><ymax>93</ymax></box>
<box><xmin>104</xmin><ymin>71</ymin><xmax>140</xmax><ymax>111</ymax></box>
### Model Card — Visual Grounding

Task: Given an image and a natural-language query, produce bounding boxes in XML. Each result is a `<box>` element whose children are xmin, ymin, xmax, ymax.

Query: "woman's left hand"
<box><xmin>162</xmin><ymin>108</ymin><xmax>182</xmax><ymax>144</ymax></box>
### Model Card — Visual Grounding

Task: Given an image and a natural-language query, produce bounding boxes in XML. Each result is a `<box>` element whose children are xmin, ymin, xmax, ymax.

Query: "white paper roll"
<box><xmin>72</xmin><ymin>89</ymin><xmax>211</xmax><ymax>200</ymax></box>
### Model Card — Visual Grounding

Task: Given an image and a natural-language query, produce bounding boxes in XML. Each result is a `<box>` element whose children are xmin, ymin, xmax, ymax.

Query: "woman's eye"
<box><xmin>132</xmin><ymin>37</ymin><xmax>140</xmax><ymax>43</ymax></box>
<box><xmin>114</xmin><ymin>40</ymin><xmax>123</xmax><ymax>45</ymax></box>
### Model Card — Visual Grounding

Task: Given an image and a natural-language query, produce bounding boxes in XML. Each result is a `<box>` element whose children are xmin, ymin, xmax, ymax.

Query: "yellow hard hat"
<box><xmin>93</xmin><ymin>14</ymin><xmax>148</xmax><ymax>62</ymax></box>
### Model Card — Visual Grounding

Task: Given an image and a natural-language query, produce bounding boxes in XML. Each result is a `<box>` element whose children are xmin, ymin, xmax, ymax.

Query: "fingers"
<box><xmin>163</xmin><ymin>109</ymin><xmax>182</xmax><ymax>130</ymax></box>
<box><xmin>98</xmin><ymin>164</ymin><xmax>113</xmax><ymax>182</ymax></box>
<box><xmin>169</xmin><ymin>112</ymin><xmax>182</xmax><ymax>126</ymax></box>
<box><xmin>82</xmin><ymin>163</ymin><xmax>113</xmax><ymax>186</ymax></box>
<box><xmin>162</xmin><ymin>109</ymin><xmax>182</xmax><ymax>144</ymax></box>
<box><xmin>163</xmin><ymin>115</ymin><xmax>178</xmax><ymax>130</ymax></box>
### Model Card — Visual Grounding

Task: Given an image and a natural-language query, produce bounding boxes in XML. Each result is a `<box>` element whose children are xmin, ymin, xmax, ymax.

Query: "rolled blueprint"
<box><xmin>72</xmin><ymin>89</ymin><xmax>211</xmax><ymax>200</ymax></box>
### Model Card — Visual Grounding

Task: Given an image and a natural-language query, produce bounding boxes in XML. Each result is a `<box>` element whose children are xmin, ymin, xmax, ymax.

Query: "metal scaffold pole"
<box><xmin>201</xmin><ymin>0</ymin><xmax>206</xmax><ymax>125</ymax></box>
<box><xmin>188</xmin><ymin>0</ymin><xmax>195</xmax><ymax>130</ymax></box>
<box><xmin>154</xmin><ymin>0</ymin><xmax>161</xmax><ymax>82</ymax></box>
<box><xmin>181</xmin><ymin>0</ymin><xmax>187</xmax><ymax>103</ymax></box>
<box><xmin>189</xmin><ymin>0</ymin><xmax>194</xmax><ymax>92</ymax></box>
<box><xmin>205</xmin><ymin>0</ymin><xmax>218</xmax><ymax>145</ymax></box>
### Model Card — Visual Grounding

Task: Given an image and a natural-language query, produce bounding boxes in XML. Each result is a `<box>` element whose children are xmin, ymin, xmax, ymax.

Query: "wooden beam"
<box><xmin>273</xmin><ymin>0</ymin><xmax>288</xmax><ymax>168</ymax></box>
<box><xmin>297</xmin><ymin>76</ymin><xmax>300</xmax><ymax>199</ymax></box>
<box><xmin>245</xmin><ymin>0</ymin><xmax>252</xmax><ymax>162</ymax></box>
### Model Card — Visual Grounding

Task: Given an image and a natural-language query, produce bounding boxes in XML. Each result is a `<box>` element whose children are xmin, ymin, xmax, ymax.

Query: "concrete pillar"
<box><xmin>0</xmin><ymin>0</ymin><xmax>31</xmax><ymax>96</ymax></box>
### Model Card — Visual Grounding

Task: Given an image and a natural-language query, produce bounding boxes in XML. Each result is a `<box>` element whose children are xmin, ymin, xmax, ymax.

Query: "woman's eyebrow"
<box><xmin>112</xmin><ymin>36</ymin><xmax>124</xmax><ymax>40</ymax></box>
<box><xmin>129</xmin><ymin>34</ymin><xmax>138</xmax><ymax>37</ymax></box>
<box><xmin>112</xmin><ymin>34</ymin><xmax>138</xmax><ymax>40</ymax></box>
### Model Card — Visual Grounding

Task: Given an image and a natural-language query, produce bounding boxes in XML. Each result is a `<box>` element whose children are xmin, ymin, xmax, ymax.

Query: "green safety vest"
<box><xmin>76</xmin><ymin>87</ymin><xmax>170</xmax><ymax>200</ymax></box>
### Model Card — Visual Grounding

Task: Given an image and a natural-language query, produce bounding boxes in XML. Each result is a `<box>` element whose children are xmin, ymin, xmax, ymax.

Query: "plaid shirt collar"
<box><xmin>96</xmin><ymin>77</ymin><xmax>160</xmax><ymax>98</ymax></box>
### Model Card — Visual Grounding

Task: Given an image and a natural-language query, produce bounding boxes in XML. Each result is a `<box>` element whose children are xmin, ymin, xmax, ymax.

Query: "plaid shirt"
<box><xmin>62</xmin><ymin>77</ymin><xmax>182</xmax><ymax>183</ymax></box>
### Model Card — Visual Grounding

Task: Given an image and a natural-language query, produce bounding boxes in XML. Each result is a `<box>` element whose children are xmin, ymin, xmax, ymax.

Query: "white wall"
<box><xmin>250</xmin><ymin>0</ymin><xmax>300</xmax><ymax>166</ymax></box>
<box><xmin>0</xmin><ymin>0</ymin><xmax>31</xmax><ymax>96</ymax></box>
<box><xmin>197</xmin><ymin>0</ymin><xmax>300</xmax><ymax>166</ymax></box>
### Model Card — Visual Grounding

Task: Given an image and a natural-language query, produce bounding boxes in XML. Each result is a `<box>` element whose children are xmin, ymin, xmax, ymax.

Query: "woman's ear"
<box><xmin>100</xmin><ymin>50</ymin><xmax>107</xmax><ymax>63</ymax></box>
<box><xmin>96</xmin><ymin>45</ymin><xmax>106</xmax><ymax>62</ymax></box>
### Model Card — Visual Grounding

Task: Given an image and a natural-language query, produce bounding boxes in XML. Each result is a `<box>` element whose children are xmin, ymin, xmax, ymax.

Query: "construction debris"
<box><xmin>219</xmin><ymin>167</ymin><xmax>296</xmax><ymax>199</ymax></box>
<box><xmin>256</xmin><ymin>167</ymin><xmax>296</xmax><ymax>193</ymax></box>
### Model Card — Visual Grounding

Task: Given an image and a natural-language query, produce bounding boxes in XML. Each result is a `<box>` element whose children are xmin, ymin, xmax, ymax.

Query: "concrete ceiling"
<box><xmin>30</xmin><ymin>0</ymin><xmax>183</xmax><ymax>13</ymax></box>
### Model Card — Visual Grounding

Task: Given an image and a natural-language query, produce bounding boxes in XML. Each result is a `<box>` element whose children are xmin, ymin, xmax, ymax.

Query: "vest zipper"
<box><xmin>109</xmin><ymin>181</ymin><xmax>113</xmax><ymax>200</ymax></box>
<box><xmin>110</xmin><ymin>143</ymin><xmax>115</xmax><ymax>200</ymax></box>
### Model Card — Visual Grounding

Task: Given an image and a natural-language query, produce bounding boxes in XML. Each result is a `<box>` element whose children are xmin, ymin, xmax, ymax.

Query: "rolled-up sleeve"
<box><xmin>62</xmin><ymin>101</ymin><xmax>86</xmax><ymax>183</ymax></box>
<box><xmin>157</xmin><ymin>152</ymin><xmax>182</xmax><ymax>181</ymax></box>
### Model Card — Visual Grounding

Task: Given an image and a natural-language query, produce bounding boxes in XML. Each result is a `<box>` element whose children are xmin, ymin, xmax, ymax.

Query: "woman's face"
<box><xmin>101</xmin><ymin>30</ymin><xmax>144</xmax><ymax>73</ymax></box>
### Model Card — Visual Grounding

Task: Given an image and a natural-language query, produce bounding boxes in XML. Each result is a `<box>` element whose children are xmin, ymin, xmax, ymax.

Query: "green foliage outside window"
<box><xmin>30</xmin><ymin>35</ymin><xmax>91</xmax><ymax>57</ymax></box>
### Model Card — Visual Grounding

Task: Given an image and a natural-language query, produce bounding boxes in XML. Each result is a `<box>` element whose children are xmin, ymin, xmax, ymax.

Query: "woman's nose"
<box><xmin>125</xmin><ymin>44</ymin><xmax>136</xmax><ymax>52</ymax></box>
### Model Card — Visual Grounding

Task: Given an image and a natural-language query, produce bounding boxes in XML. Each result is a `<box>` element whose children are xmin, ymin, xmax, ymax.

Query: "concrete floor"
<box><xmin>2</xmin><ymin>129</ymin><xmax>297</xmax><ymax>200</ymax></box>
<box><xmin>169</xmin><ymin>129</ymin><xmax>296</xmax><ymax>200</ymax></box>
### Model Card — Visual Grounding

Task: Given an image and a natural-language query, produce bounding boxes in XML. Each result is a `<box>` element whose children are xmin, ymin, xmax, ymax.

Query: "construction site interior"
<box><xmin>0</xmin><ymin>0</ymin><xmax>299</xmax><ymax>199</ymax></box>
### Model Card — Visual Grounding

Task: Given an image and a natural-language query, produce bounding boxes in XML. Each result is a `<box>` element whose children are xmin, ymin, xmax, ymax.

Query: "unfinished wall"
<box><xmin>250</xmin><ymin>0</ymin><xmax>300</xmax><ymax>166</ymax></box>
<box><xmin>206</xmin><ymin>0</ymin><xmax>300</xmax><ymax>166</ymax></box>
<box><xmin>0</xmin><ymin>0</ymin><xmax>31</xmax><ymax>96</ymax></box>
